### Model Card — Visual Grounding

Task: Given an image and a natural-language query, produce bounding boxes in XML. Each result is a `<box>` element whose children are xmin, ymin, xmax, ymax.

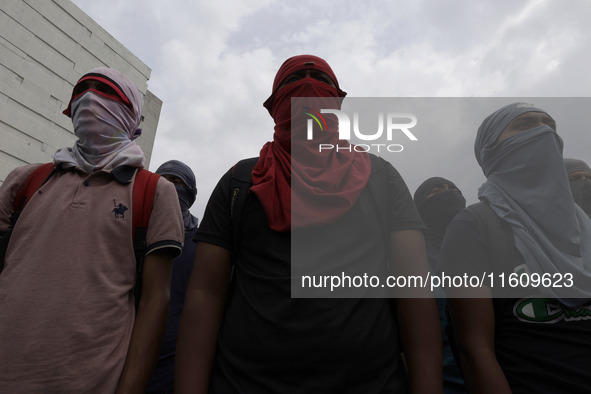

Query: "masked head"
<box><xmin>54</xmin><ymin>67</ymin><xmax>146</xmax><ymax>173</ymax></box>
<box><xmin>414</xmin><ymin>177</ymin><xmax>466</xmax><ymax>242</ymax></box>
<box><xmin>263</xmin><ymin>55</ymin><xmax>346</xmax><ymax>145</ymax></box>
<box><xmin>474</xmin><ymin>102</ymin><xmax>560</xmax><ymax>178</ymax></box>
<box><xmin>155</xmin><ymin>160</ymin><xmax>197</xmax><ymax>209</ymax></box>
<box><xmin>63</xmin><ymin>67</ymin><xmax>143</xmax><ymax>142</ymax></box>
<box><xmin>564</xmin><ymin>158</ymin><xmax>591</xmax><ymax>215</ymax></box>
<box><xmin>156</xmin><ymin>160</ymin><xmax>199</xmax><ymax>231</ymax></box>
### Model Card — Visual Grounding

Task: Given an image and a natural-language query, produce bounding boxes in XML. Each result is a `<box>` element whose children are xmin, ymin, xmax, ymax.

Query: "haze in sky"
<box><xmin>71</xmin><ymin>0</ymin><xmax>591</xmax><ymax>218</ymax></box>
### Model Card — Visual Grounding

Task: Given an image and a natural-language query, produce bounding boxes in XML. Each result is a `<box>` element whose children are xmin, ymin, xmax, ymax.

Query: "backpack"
<box><xmin>229</xmin><ymin>157</ymin><xmax>259</xmax><ymax>264</ymax></box>
<box><xmin>0</xmin><ymin>163</ymin><xmax>160</xmax><ymax>310</ymax></box>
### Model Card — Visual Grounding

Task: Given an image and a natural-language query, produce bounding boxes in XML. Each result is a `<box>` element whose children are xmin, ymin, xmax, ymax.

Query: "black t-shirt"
<box><xmin>196</xmin><ymin>155</ymin><xmax>424</xmax><ymax>394</ymax></box>
<box><xmin>439</xmin><ymin>207</ymin><xmax>591</xmax><ymax>394</ymax></box>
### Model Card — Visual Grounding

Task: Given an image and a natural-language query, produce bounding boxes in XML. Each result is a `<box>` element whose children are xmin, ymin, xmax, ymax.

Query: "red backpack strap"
<box><xmin>132</xmin><ymin>169</ymin><xmax>160</xmax><ymax>239</ymax></box>
<box><xmin>13</xmin><ymin>163</ymin><xmax>56</xmax><ymax>211</ymax></box>
<box><xmin>131</xmin><ymin>169</ymin><xmax>160</xmax><ymax>311</ymax></box>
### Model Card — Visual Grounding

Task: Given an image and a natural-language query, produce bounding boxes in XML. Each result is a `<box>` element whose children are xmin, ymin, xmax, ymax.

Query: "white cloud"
<box><xmin>71</xmin><ymin>0</ymin><xmax>591</xmax><ymax>216</ymax></box>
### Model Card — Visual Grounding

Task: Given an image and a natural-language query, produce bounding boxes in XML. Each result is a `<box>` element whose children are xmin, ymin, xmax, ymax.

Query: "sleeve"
<box><xmin>0</xmin><ymin>163</ymin><xmax>43</xmax><ymax>233</ymax></box>
<box><xmin>438</xmin><ymin>209</ymin><xmax>492</xmax><ymax>280</ymax></box>
<box><xmin>145</xmin><ymin>177</ymin><xmax>184</xmax><ymax>257</ymax></box>
<box><xmin>193</xmin><ymin>168</ymin><xmax>233</xmax><ymax>250</ymax></box>
<box><xmin>382</xmin><ymin>159</ymin><xmax>426</xmax><ymax>233</ymax></box>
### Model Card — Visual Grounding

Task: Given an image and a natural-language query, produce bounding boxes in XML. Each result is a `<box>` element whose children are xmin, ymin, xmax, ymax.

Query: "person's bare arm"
<box><xmin>175</xmin><ymin>242</ymin><xmax>231</xmax><ymax>394</ymax></box>
<box><xmin>390</xmin><ymin>229</ymin><xmax>442</xmax><ymax>394</ymax></box>
<box><xmin>448</xmin><ymin>295</ymin><xmax>511</xmax><ymax>393</ymax></box>
<box><xmin>116</xmin><ymin>249</ymin><xmax>174</xmax><ymax>393</ymax></box>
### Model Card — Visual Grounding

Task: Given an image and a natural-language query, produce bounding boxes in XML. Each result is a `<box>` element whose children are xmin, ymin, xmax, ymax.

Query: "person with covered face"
<box><xmin>414</xmin><ymin>178</ymin><xmax>466</xmax><ymax>268</ymax></box>
<box><xmin>176</xmin><ymin>55</ymin><xmax>442</xmax><ymax>393</ymax></box>
<box><xmin>414</xmin><ymin>178</ymin><xmax>467</xmax><ymax>394</ymax></box>
<box><xmin>564</xmin><ymin>158</ymin><xmax>591</xmax><ymax>217</ymax></box>
<box><xmin>438</xmin><ymin>103</ymin><xmax>591</xmax><ymax>393</ymax></box>
<box><xmin>148</xmin><ymin>160</ymin><xmax>199</xmax><ymax>393</ymax></box>
<box><xmin>0</xmin><ymin>67</ymin><xmax>184</xmax><ymax>392</ymax></box>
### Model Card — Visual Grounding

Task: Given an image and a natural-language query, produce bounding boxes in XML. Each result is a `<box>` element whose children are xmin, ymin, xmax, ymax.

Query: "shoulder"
<box><xmin>456</xmin><ymin>201</ymin><xmax>512</xmax><ymax>241</ymax></box>
<box><xmin>443</xmin><ymin>203</ymin><xmax>494</xmax><ymax>249</ymax></box>
<box><xmin>151</xmin><ymin>175</ymin><xmax>181</xmax><ymax>215</ymax></box>
<box><xmin>368</xmin><ymin>153</ymin><xmax>390</xmax><ymax>172</ymax></box>
<box><xmin>213</xmin><ymin>157</ymin><xmax>260</xmax><ymax>198</ymax></box>
<box><xmin>154</xmin><ymin>174</ymin><xmax>175</xmax><ymax>193</ymax></box>
<box><xmin>368</xmin><ymin>154</ymin><xmax>404</xmax><ymax>180</ymax></box>
<box><xmin>233</xmin><ymin>157</ymin><xmax>259</xmax><ymax>171</ymax></box>
<box><xmin>445</xmin><ymin>203</ymin><xmax>489</xmax><ymax>239</ymax></box>
<box><xmin>231</xmin><ymin>157</ymin><xmax>259</xmax><ymax>184</ymax></box>
<box><xmin>0</xmin><ymin>163</ymin><xmax>47</xmax><ymax>231</ymax></box>
<box><xmin>0</xmin><ymin>163</ymin><xmax>46</xmax><ymax>203</ymax></box>
<box><xmin>439</xmin><ymin>205</ymin><xmax>493</xmax><ymax>275</ymax></box>
<box><xmin>3</xmin><ymin>163</ymin><xmax>46</xmax><ymax>187</ymax></box>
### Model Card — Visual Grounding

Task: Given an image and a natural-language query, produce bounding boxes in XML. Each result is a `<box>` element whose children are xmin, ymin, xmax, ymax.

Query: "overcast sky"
<box><xmin>71</xmin><ymin>0</ymin><xmax>591</xmax><ymax>219</ymax></box>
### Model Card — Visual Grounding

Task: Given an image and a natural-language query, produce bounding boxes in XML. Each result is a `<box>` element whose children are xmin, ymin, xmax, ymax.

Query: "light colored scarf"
<box><xmin>475</xmin><ymin>103</ymin><xmax>591</xmax><ymax>307</ymax></box>
<box><xmin>54</xmin><ymin>67</ymin><xmax>145</xmax><ymax>172</ymax></box>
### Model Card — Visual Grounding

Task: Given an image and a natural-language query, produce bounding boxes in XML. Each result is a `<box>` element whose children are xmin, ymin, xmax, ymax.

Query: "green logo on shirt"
<box><xmin>513</xmin><ymin>298</ymin><xmax>591</xmax><ymax>323</ymax></box>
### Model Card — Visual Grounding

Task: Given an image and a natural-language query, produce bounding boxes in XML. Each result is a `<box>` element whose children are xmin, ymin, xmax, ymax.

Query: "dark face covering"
<box><xmin>156</xmin><ymin>160</ymin><xmax>198</xmax><ymax>231</ymax></box>
<box><xmin>174</xmin><ymin>184</ymin><xmax>195</xmax><ymax>213</ymax></box>
<box><xmin>414</xmin><ymin>177</ymin><xmax>466</xmax><ymax>266</ymax></box>
<box><xmin>570</xmin><ymin>178</ymin><xmax>591</xmax><ymax>216</ymax></box>
<box><xmin>420</xmin><ymin>190</ymin><xmax>466</xmax><ymax>242</ymax></box>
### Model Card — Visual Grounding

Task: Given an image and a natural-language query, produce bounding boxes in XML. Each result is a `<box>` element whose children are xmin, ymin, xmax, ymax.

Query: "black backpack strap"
<box><xmin>229</xmin><ymin>157</ymin><xmax>259</xmax><ymax>264</ymax></box>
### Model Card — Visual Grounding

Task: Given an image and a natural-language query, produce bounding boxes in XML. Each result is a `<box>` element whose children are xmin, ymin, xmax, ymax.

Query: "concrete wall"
<box><xmin>0</xmin><ymin>0</ymin><xmax>161</xmax><ymax>184</ymax></box>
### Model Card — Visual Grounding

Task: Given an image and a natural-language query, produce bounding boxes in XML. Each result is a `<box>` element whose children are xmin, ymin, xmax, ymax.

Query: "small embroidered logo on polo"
<box><xmin>113</xmin><ymin>199</ymin><xmax>129</xmax><ymax>218</ymax></box>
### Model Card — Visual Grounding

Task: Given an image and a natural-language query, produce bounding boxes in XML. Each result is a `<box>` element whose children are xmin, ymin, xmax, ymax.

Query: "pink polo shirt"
<box><xmin>0</xmin><ymin>163</ymin><xmax>184</xmax><ymax>392</ymax></box>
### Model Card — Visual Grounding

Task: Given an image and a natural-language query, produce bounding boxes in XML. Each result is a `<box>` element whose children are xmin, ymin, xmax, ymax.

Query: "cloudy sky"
<box><xmin>71</xmin><ymin>0</ymin><xmax>591</xmax><ymax>218</ymax></box>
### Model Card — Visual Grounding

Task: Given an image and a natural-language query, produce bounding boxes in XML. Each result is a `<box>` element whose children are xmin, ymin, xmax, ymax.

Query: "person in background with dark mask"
<box><xmin>147</xmin><ymin>160</ymin><xmax>199</xmax><ymax>393</ymax></box>
<box><xmin>414</xmin><ymin>178</ymin><xmax>467</xmax><ymax>394</ymax></box>
<box><xmin>564</xmin><ymin>158</ymin><xmax>591</xmax><ymax>217</ymax></box>
<box><xmin>414</xmin><ymin>178</ymin><xmax>466</xmax><ymax>268</ymax></box>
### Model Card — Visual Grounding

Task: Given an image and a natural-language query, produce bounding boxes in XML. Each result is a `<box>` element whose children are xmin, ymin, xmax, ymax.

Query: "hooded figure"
<box><xmin>475</xmin><ymin>102</ymin><xmax>591</xmax><ymax>307</ymax></box>
<box><xmin>564</xmin><ymin>158</ymin><xmax>591</xmax><ymax>216</ymax></box>
<box><xmin>156</xmin><ymin>160</ymin><xmax>199</xmax><ymax>231</ymax></box>
<box><xmin>414</xmin><ymin>177</ymin><xmax>466</xmax><ymax>267</ymax></box>
<box><xmin>54</xmin><ymin>67</ymin><xmax>145</xmax><ymax>173</ymax></box>
<box><xmin>414</xmin><ymin>177</ymin><xmax>467</xmax><ymax>394</ymax></box>
<box><xmin>149</xmin><ymin>159</ymin><xmax>198</xmax><ymax>392</ymax></box>
<box><xmin>251</xmin><ymin>54</ymin><xmax>371</xmax><ymax>231</ymax></box>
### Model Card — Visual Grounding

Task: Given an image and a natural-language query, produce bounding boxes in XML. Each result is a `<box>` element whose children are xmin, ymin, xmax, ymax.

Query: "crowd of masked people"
<box><xmin>0</xmin><ymin>56</ymin><xmax>590</xmax><ymax>394</ymax></box>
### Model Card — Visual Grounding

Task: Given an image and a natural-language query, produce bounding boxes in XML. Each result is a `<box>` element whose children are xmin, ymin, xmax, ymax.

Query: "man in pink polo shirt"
<box><xmin>0</xmin><ymin>67</ymin><xmax>184</xmax><ymax>392</ymax></box>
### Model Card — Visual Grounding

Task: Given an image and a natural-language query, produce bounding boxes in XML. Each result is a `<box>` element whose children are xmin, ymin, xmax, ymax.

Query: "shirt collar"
<box><xmin>56</xmin><ymin>164</ymin><xmax>137</xmax><ymax>184</ymax></box>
